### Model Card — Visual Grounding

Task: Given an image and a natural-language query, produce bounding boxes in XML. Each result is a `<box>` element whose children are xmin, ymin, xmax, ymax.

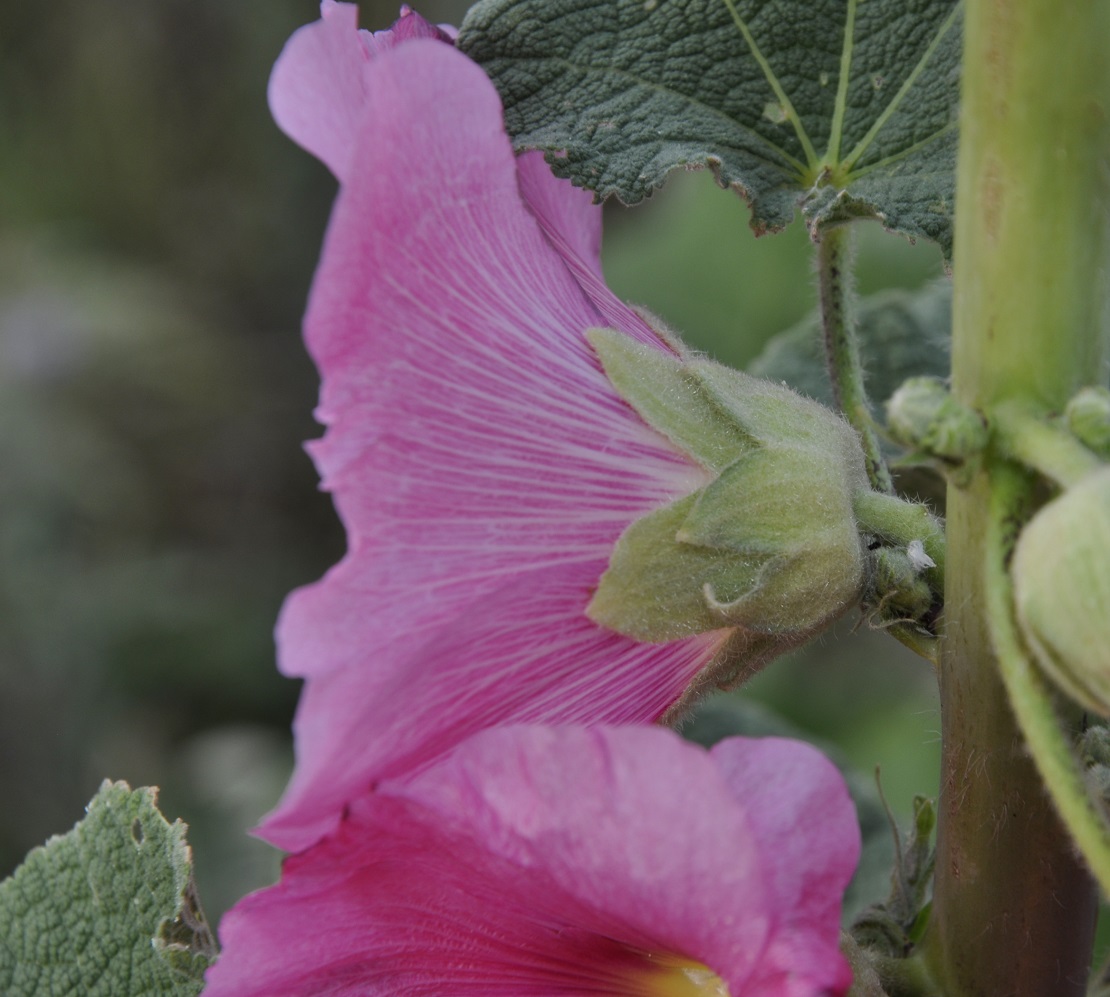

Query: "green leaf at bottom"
<box><xmin>0</xmin><ymin>781</ymin><xmax>215</xmax><ymax>997</ymax></box>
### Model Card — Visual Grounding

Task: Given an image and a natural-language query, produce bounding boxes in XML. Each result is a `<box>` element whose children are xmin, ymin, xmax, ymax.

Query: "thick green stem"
<box><xmin>817</xmin><ymin>225</ymin><xmax>894</xmax><ymax>494</ymax></box>
<box><xmin>927</xmin><ymin>1</ymin><xmax>1110</xmax><ymax>994</ymax></box>
<box><xmin>930</xmin><ymin>484</ymin><xmax>1099</xmax><ymax>997</ymax></box>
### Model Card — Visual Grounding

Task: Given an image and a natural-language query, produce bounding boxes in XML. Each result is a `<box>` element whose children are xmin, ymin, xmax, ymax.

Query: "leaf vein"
<box><xmin>718</xmin><ymin>0</ymin><xmax>819</xmax><ymax>167</ymax></box>
<box><xmin>499</xmin><ymin>56</ymin><xmax>808</xmax><ymax>174</ymax></box>
<box><xmin>847</xmin><ymin>120</ymin><xmax>958</xmax><ymax>181</ymax></box>
<box><xmin>841</xmin><ymin>2</ymin><xmax>962</xmax><ymax>173</ymax></box>
<box><xmin>827</xmin><ymin>0</ymin><xmax>858</xmax><ymax>165</ymax></box>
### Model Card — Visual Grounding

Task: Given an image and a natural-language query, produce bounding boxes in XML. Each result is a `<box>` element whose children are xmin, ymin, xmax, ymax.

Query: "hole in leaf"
<box><xmin>131</xmin><ymin>818</ymin><xmax>144</xmax><ymax>845</ymax></box>
<box><xmin>158</xmin><ymin>877</ymin><xmax>219</xmax><ymax>960</ymax></box>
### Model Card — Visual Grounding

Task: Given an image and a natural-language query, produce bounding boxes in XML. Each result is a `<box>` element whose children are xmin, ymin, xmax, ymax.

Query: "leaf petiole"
<box><xmin>992</xmin><ymin>401</ymin><xmax>1104</xmax><ymax>490</ymax></box>
<box><xmin>818</xmin><ymin>225</ymin><xmax>895</xmax><ymax>494</ymax></box>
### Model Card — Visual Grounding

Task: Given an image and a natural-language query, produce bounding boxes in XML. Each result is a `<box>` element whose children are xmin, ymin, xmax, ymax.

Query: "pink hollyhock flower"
<box><xmin>206</xmin><ymin>725</ymin><xmax>860</xmax><ymax>996</ymax></box>
<box><xmin>261</xmin><ymin>4</ymin><xmax>743</xmax><ymax>852</ymax></box>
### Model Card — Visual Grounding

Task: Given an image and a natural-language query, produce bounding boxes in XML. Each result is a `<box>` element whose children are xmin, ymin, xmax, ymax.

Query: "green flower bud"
<box><xmin>585</xmin><ymin>328</ymin><xmax>870</xmax><ymax>656</ymax></box>
<box><xmin>1080</xmin><ymin>724</ymin><xmax>1110</xmax><ymax>804</ymax></box>
<box><xmin>850</xmin><ymin>794</ymin><xmax>936</xmax><ymax>957</ymax></box>
<box><xmin>1065</xmin><ymin>386</ymin><xmax>1110</xmax><ymax>459</ymax></box>
<box><xmin>1012</xmin><ymin>467</ymin><xmax>1110</xmax><ymax>716</ymax></box>
<box><xmin>866</xmin><ymin>546</ymin><xmax>935</xmax><ymax>629</ymax></box>
<box><xmin>885</xmin><ymin>376</ymin><xmax>987</xmax><ymax>483</ymax></box>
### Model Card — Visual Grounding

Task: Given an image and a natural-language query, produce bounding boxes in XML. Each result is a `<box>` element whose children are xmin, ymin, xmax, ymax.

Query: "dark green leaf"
<box><xmin>459</xmin><ymin>0</ymin><xmax>961</xmax><ymax>254</ymax></box>
<box><xmin>0</xmin><ymin>782</ymin><xmax>215</xmax><ymax>997</ymax></box>
<box><xmin>748</xmin><ymin>279</ymin><xmax>952</xmax><ymax>413</ymax></box>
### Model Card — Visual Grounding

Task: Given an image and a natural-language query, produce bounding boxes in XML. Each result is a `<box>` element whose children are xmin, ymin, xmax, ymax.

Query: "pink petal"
<box><xmin>261</xmin><ymin>36</ymin><xmax>716</xmax><ymax>851</ymax></box>
<box><xmin>710</xmin><ymin>738</ymin><xmax>861</xmax><ymax>996</ymax></box>
<box><xmin>273</xmin><ymin>565</ymin><xmax>728</xmax><ymax>849</ymax></box>
<box><xmin>207</xmin><ymin>727</ymin><xmax>858</xmax><ymax>997</ymax></box>
<box><xmin>267</xmin><ymin>1</ymin><xmax>368</xmax><ymax>182</ymax></box>
<box><xmin>515</xmin><ymin>152</ymin><xmax>670</xmax><ymax>341</ymax></box>
<box><xmin>267</xmin><ymin>2</ymin><xmax>451</xmax><ymax>182</ymax></box>
<box><xmin>516</xmin><ymin>151</ymin><xmax>604</xmax><ymax>275</ymax></box>
<box><xmin>371</xmin><ymin>4</ymin><xmax>454</xmax><ymax>49</ymax></box>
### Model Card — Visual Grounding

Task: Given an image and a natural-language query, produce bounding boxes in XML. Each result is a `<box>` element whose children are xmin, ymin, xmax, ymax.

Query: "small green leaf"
<box><xmin>850</xmin><ymin>794</ymin><xmax>936</xmax><ymax>958</ymax></box>
<box><xmin>587</xmin><ymin>327</ymin><xmax>754</xmax><ymax>471</ymax></box>
<box><xmin>749</xmin><ymin>279</ymin><xmax>952</xmax><ymax>411</ymax></box>
<box><xmin>586</xmin><ymin>491</ymin><xmax>750</xmax><ymax>640</ymax></box>
<box><xmin>0</xmin><ymin>781</ymin><xmax>216</xmax><ymax>997</ymax></box>
<box><xmin>459</xmin><ymin>0</ymin><xmax>961</xmax><ymax>253</ymax></box>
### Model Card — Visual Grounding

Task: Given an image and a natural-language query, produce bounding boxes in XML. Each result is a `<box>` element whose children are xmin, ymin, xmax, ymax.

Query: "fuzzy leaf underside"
<box><xmin>459</xmin><ymin>0</ymin><xmax>961</xmax><ymax>254</ymax></box>
<box><xmin>0</xmin><ymin>781</ymin><xmax>215</xmax><ymax>997</ymax></box>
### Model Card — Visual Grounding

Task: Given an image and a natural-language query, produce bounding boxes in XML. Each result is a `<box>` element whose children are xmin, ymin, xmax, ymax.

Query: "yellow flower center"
<box><xmin>636</xmin><ymin>954</ymin><xmax>731</xmax><ymax>997</ymax></box>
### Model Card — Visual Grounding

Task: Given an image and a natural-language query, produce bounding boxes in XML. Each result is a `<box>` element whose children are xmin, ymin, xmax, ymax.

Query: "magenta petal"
<box><xmin>373</xmin><ymin>5</ymin><xmax>454</xmax><ymax>48</ymax></box>
<box><xmin>515</xmin><ymin>151</ymin><xmax>667</xmax><ymax>341</ymax></box>
<box><xmin>271</xmin><ymin>562</ymin><xmax>728</xmax><ymax>848</ymax></box>
<box><xmin>207</xmin><ymin>727</ymin><xmax>858</xmax><ymax>997</ymax></box>
<box><xmin>261</xmin><ymin>36</ymin><xmax>715</xmax><ymax>851</ymax></box>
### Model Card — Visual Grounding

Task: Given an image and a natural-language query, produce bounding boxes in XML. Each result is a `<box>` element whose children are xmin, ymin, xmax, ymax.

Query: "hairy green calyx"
<box><xmin>587</xmin><ymin>328</ymin><xmax>870</xmax><ymax>644</ymax></box>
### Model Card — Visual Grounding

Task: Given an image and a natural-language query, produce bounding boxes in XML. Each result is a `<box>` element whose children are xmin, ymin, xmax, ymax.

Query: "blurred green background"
<box><xmin>1</xmin><ymin>0</ymin><xmax>945</xmax><ymax>927</ymax></box>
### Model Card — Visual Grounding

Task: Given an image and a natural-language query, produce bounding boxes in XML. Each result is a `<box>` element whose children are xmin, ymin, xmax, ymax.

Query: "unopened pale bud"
<box><xmin>867</xmin><ymin>546</ymin><xmax>935</xmax><ymax>629</ymax></box>
<box><xmin>885</xmin><ymin>376</ymin><xmax>987</xmax><ymax>480</ymax></box>
<box><xmin>1065</xmin><ymin>386</ymin><xmax>1110</xmax><ymax>459</ymax></box>
<box><xmin>1012</xmin><ymin>467</ymin><xmax>1110</xmax><ymax>716</ymax></box>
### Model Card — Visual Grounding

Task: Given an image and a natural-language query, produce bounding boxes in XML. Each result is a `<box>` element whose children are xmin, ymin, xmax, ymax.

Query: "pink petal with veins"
<box><xmin>262</xmin><ymin>13</ymin><xmax>719</xmax><ymax>852</ymax></box>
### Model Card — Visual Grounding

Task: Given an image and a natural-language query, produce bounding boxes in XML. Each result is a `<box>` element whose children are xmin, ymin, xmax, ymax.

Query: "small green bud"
<box><xmin>1080</xmin><ymin>725</ymin><xmax>1110</xmax><ymax>804</ymax></box>
<box><xmin>1065</xmin><ymin>386</ymin><xmax>1110</xmax><ymax>459</ymax></box>
<box><xmin>1012</xmin><ymin>467</ymin><xmax>1110</xmax><ymax>716</ymax></box>
<box><xmin>885</xmin><ymin>376</ymin><xmax>987</xmax><ymax>483</ymax></box>
<box><xmin>866</xmin><ymin>546</ymin><xmax>935</xmax><ymax>629</ymax></box>
<box><xmin>850</xmin><ymin>794</ymin><xmax>936</xmax><ymax>958</ymax></box>
<box><xmin>586</xmin><ymin>328</ymin><xmax>869</xmax><ymax>650</ymax></box>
